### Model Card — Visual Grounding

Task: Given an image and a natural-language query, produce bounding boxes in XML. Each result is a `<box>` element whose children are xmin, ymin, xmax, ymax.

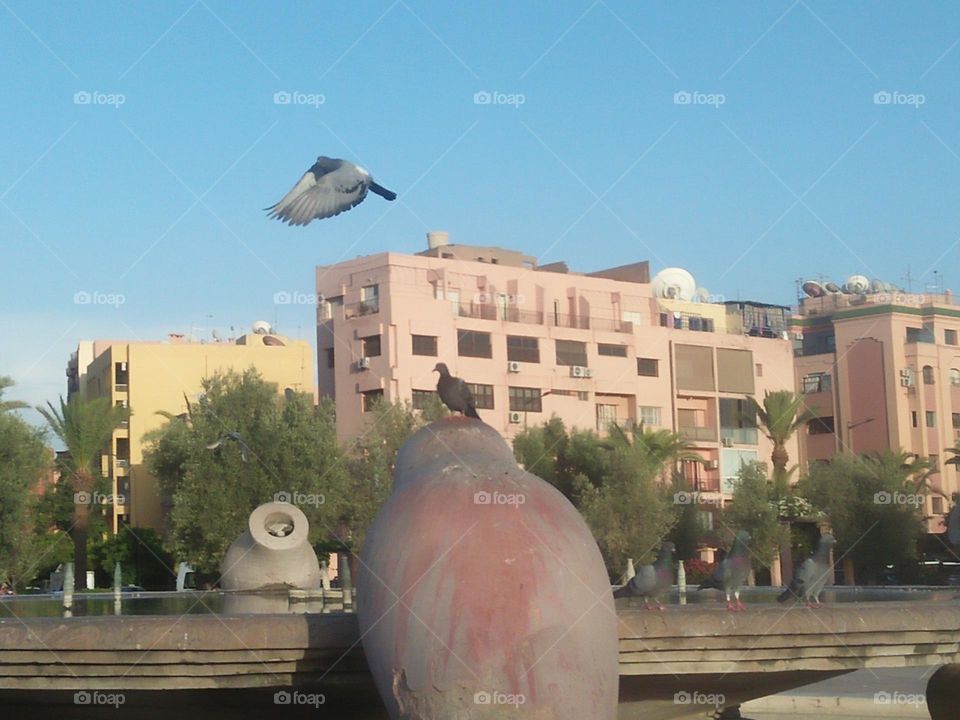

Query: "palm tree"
<box><xmin>38</xmin><ymin>395</ymin><xmax>129</xmax><ymax>590</ymax></box>
<box><xmin>749</xmin><ymin>390</ymin><xmax>817</xmax><ymax>497</ymax></box>
<box><xmin>605</xmin><ymin>422</ymin><xmax>701</xmax><ymax>472</ymax></box>
<box><xmin>0</xmin><ymin>376</ymin><xmax>28</xmax><ymax>413</ymax></box>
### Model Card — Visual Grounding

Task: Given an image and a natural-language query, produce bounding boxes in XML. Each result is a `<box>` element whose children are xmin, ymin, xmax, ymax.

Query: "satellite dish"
<box><xmin>262</xmin><ymin>335</ymin><xmax>286</xmax><ymax>346</ymax></box>
<box><xmin>845</xmin><ymin>275</ymin><xmax>870</xmax><ymax>294</ymax></box>
<box><xmin>251</xmin><ymin>320</ymin><xmax>272</xmax><ymax>335</ymax></box>
<box><xmin>652</xmin><ymin>268</ymin><xmax>697</xmax><ymax>302</ymax></box>
<box><xmin>212</xmin><ymin>329</ymin><xmax>223</xmax><ymax>342</ymax></box>
<box><xmin>948</xmin><ymin>504</ymin><xmax>960</xmax><ymax>547</ymax></box>
<box><xmin>802</xmin><ymin>281</ymin><xmax>825</xmax><ymax>297</ymax></box>
<box><xmin>870</xmin><ymin>279</ymin><xmax>884</xmax><ymax>293</ymax></box>
<box><xmin>693</xmin><ymin>287</ymin><xmax>712</xmax><ymax>303</ymax></box>
<box><xmin>824</xmin><ymin>282</ymin><xmax>841</xmax><ymax>293</ymax></box>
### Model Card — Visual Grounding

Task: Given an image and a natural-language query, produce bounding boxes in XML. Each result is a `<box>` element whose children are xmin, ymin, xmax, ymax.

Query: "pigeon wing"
<box><xmin>267</xmin><ymin>162</ymin><xmax>370</xmax><ymax>225</ymax></box>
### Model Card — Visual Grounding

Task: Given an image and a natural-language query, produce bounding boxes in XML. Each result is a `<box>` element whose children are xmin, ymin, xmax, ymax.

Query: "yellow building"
<box><xmin>67</xmin><ymin>329</ymin><xmax>313</xmax><ymax>533</ymax></box>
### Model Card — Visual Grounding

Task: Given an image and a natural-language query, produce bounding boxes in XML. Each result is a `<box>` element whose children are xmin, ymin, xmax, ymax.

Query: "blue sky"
<box><xmin>3</xmin><ymin>1</ymin><xmax>960</xmax><ymax>424</ymax></box>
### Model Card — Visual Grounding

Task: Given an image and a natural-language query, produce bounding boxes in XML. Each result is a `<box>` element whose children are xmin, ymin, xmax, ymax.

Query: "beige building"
<box><xmin>67</xmin><ymin>330</ymin><xmax>313</xmax><ymax>532</ymax></box>
<box><xmin>792</xmin><ymin>288</ymin><xmax>960</xmax><ymax>531</ymax></box>
<box><xmin>316</xmin><ymin>233</ymin><xmax>799</xmax><ymax>504</ymax></box>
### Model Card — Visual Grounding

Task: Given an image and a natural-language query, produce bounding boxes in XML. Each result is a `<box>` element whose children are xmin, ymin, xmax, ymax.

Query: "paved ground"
<box><xmin>742</xmin><ymin>667</ymin><xmax>933</xmax><ymax>719</ymax></box>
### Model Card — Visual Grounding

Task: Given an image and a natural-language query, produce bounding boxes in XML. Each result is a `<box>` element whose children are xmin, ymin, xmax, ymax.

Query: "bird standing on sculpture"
<box><xmin>434</xmin><ymin>363</ymin><xmax>480</xmax><ymax>419</ymax></box>
<box><xmin>266</xmin><ymin>156</ymin><xmax>396</xmax><ymax>225</ymax></box>
<box><xmin>778</xmin><ymin>534</ymin><xmax>835</xmax><ymax>608</ymax></box>
<box><xmin>614</xmin><ymin>542</ymin><xmax>675</xmax><ymax>610</ymax></box>
<box><xmin>698</xmin><ymin>531</ymin><xmax>752</xmax><ymax>611</ymax></box>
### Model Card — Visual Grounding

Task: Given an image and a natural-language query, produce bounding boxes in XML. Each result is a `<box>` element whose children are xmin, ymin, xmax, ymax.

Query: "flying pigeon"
<box><xmin>206</xmin><ymin>431</ymin><xmax>251</xmax><ymax>463</ymax></box>
<box><xmin>434</xmin><ymin>363</ymin><xmax>480</xmax><ymax>419</ymax></box>
<box><xmin>698</xmin><ymin>531</ymin><xmax>752</xmax><ymax>611</ymax></box>
<box><xmin>778</xmin><ymin>534</ymin><xmax>835</xmax><ymax>608</ymax></box>
<box><xmin>614</xmin><ymin>542</ymin><xmax>675</xmax><ymax>610</ymax></box>
<box><xmin>266</xmin><ymin>156</ymin><xmax>396</xmax><ymax>225</ymax></box>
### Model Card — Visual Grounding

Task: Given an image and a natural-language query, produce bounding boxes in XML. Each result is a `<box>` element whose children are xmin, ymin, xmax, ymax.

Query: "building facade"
<box><xmin>67</xmin><ymin>331</ymin><xmax>313</xmax><ymax>532</ymax></box>
<box><xmin>315</xmin><ymin>235</ymin><xmax>799</xmax><ymax>505</ymax></box>
<box><xmin>792</xmin><ymin>290</ymin><xmax>960</xmax><ymax>531</ymax></box>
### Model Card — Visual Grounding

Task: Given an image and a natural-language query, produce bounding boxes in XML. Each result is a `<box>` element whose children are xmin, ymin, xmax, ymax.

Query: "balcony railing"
<box><xmin>454</xmin><ymin>304</ymin><xmax>631</xmax><ymax>333</ymax></box>
<box><xmin>678</xmin><ymin>426</ymin><xmax>718</xmax><ymax>442</ymax></box>
<box><xmin>344</xmin><ymin>299</ymin><xmax>380</xmax><ymax>319</ymax></box>
<box><xmin>720</xmin><ymin>427</ymin><xmax>759</xmax><ymax>445</ymax></box>
<box><xmin>115</xmin><ymin>458</ymin><xmax>129</xmax><ymax>469</ymax></box>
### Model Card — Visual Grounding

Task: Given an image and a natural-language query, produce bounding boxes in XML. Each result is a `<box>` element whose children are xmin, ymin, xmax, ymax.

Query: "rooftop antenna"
<box><xmin>902</xmin><ymin>265</ymin><xmax>916</xmax><ymax>292</ymax></box>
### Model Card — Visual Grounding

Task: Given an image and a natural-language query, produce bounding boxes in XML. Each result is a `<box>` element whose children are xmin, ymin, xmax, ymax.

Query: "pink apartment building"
<box><xmin>792</xmin><ymin>289</ymin><xmax>960</xmax><ymax>531</ymax></box>
<box><xmin>315</xmin><ymin>233</ymin><xmax>798</xmax><ymax>504</ymax></box>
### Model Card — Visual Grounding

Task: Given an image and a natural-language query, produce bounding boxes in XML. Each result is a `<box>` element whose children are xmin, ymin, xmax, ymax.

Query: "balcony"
<box><xmin>344</xmin><ymin>299</ymin><xmax>380</xmax><ymax>319</ymax></box>
<box><xmin>455</xmin><ymin>304</ymin><xmax>630</xmax><ymax>333</ymax></box>
<box><xmin>679</xmin><ymin>426</ymin><xmax>718</xmax><ymax>442</ymax></box>
<box><xmin>114</xmin><ymin>384</ymin><xmax>128</xmax><ymax>393</ymax></box>
<box><xmin>720</xmin><ymin>427</ymin><xmax>759</xmax><ymax>445</ymax></box>
<box><xmin>115</xmin><ymin>458</ymin><xmax>130</xmax><ymax>469</ymax></box>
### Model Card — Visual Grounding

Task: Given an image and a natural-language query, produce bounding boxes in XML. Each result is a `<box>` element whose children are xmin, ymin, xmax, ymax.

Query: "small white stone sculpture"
<box><xmin>221</xmin><ymin>502</ymin><xmax>321</xmax><ymax>591</ymax></box>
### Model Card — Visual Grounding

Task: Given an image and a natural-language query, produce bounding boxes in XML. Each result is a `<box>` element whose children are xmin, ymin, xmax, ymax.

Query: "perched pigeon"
<box><xmin>614</xmin><ymin>542</ymin><xmax>675</xmax><ymax>610</ymax></box>
<box><xmin>698</xmin><ymin>531</ymin><xmax>752</xmax><ymax>611</ymax></box>
<box><xmin>434</xmin><ymin>363</ymin><xmax>480</xmax><ymax>419</ymax></box>
<box><xmin>206</xmin><ymin>431</ymin><xmax>251</xmax><ymax>463</ymax></box>
<box><xmin>266</xmin><ymin>156</ymin><xmax>396</xmax><ymax>226</ymax></box>
<box><xmin>778</xmin><ymin>534</ymin><xmax>835</xmax><ymax>608</ymax></box>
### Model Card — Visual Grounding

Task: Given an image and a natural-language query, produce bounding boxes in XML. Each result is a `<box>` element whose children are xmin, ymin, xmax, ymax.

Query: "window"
<box><xmin>755</xmin><ymin>363</ymin><xmax>763</xmax><ymax>377</ymax></box>
<box><xmin>719</xmin><ymin>398</ymin><xmax>757</xmax><ymax>431</ymax></box>
<box><xmin>411</xmin><ymin>389</ymin><xmax>436</xmax><ymax>410</ymax></box>
<box><xmin>929</xmin><ymin>454</ymin><xmax>939</xmax><ymax>472</ymax></box>
<box><xmin>622</xmin><ymin>311</ymin><xmax>643</xmax><ymax>327</ymax></box>
<box><xmin>639</xmin><ymin>406</ymin><xmax>662</xmax><ymax>426</ymax></box>
<box><xmin>550</xmin><ymin>389</ymin><xmax>590</xmax><ymax>400</ymax></box>
<box><xmin>808</xmin><ymin>416</ymin><xmax>835</xmax><ymax>434</ymax></box>
<box><xmin>412</xmin><ymin>335</ymin><xmax>438</xmax><ymax>356</ymax></box>
<box><xmin>361</xmin><ymin>334</ymin><xmax>381</xmax><ymax>357</ymax></box>
<box><xmin>325</xmin><ymin>348</ymin><xmax>335</xmax><ymax>368</ymax></box>
<box><xmin>458</xmin><ymin>330</ymin><xmax>492</xmax><ymax>358</ymax></box>
<box><xmin>509</xmin><ymin>386</ymin><xmax>542</xmax><ymax>412</ymax></box>
<box><xmin>951</xmin><ymin>369</ymin><xmax>960</xmax><ymax>387</ymax></box>
<box><xmin>466</xmin><ymin>383</ymin><xmax>495</xmax><ymax>409</ymax></box>
<box><xmin>114</xmin><ymin>362</ymin><xmax>128</xmax><ymax>386</ymax></box>
<box><xmin>907</xmin><ymin>326</ymin><xmax>934</xmax><ymax>343</ymax></box>
<box><xmin>598</xmin><ymin>343</ymin><xmax>628</xmax><ymax>357</ymax></box>
<box><xmin>637</xmin><ymin>358</ymin><xmax>659</xmax><ymax>377</ymax></box>
<box><xmin>947</xmin><ymin>329</ymin><xmax>958</xmax><ymax>346</ymax></box>
<box><xmin>697</xmin><ymin>511</ymin><xmax>714</xmax><ymax>531</ymax></box>
<box><xmin>507</xmin><ymin>335</ymin><xmax>539</xmax><ymax>363</ymax></box>
<box><xmin>323</xmin><ymin>295</ymin><xmax>343</xmax><ymax>320</ymax></box>
<box><xmin>555</xmin><ymin>340</ymin><xmax>588</xmax><ymax>366</ymax></box>
<box><xmin>953</xmin><ymin>413</ymin><xmax>960</xmax><ymax>429</ymax></box>
<box><xmin>659</xmin><ymin>313</ymin><xmax>669</xmax><ymax>327</ymax></box>
<box><xmin>448</xmin><ymin>289</ymin><xmax>461</xmax><ymax>316</ymax></box>
<box><xmin>596</xmin><ymin>404</ymin><xmax>618</xmax><ymax>431</ymax></box>
<box><xmin>923</xmin><ymin>365</ymin><xmax>935</xmax><ymax>384</ymax></box>
<box><xmin>932</xmin><ymin>496</ymin><xmax>945</xmax><ymax>514</ymax></box>
<box><xmin>675</xmin><ymin>344</ymin><xmax>715</xmax><ymax>391</ymax></box>
<box><xmin>689</xmin><ymin>316</ymin><xmax>702</xmax><ymax>331</ymax></box>
<box><xmin>360</xmin><ymin>284</ymin><xmax>380</xmax><ymax>313</ymax></box>
<box><xmin>802</xmin><ymin>373</ymin><xmax>832</xmax><ymax>394</ymax></box>
<box><xmin>926</xmin><ymin>411</ymin><xmax>936</xmax><ymax>428</ymax></box>
<box><xmin>362</xmin><ymin>389</ymin><xmax>384</xmax><ymax>412</ymax></box>
<box><xmin>717</xmin><ymin>348</ymin><xmax>755</xmax><ymax>394</ymax></box>
<box><xmin>912</xmin><ymin>411</ymin><xmax>918</xmax><ymax>428</ymax></box>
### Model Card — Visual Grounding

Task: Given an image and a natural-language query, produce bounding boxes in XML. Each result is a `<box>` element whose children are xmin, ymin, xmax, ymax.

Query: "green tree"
<box><xmin>723</xmin><ymin>462</ymin><xmax>788</xmax><ymax>576</ymax></box>
<box><xmin>145</xmin><ymin>369</ymin><xmax>347</xmax><ymax>575</ymax></box>
<box><xmin>0</xmin><ymin>376</ymin><xmax>29</xmax><ymax>414</ymax></box>
<box><xmin>0</xmin><ymin>398</ymin><xmax>51</xmax><ymax>589</ymax></box>
<box><xmin>665</xmin><ymin>470</ymin><xmax>703</xmax><ymax>562</ymax></box>
<box><xmin>749</xmin><ymin>390</ymin><xmax>817</xmax><ymax>497</ymax></box>
<box><xmin>798</xmin><ymin>451</ymin><xmax>928</xmax><ymax>584</ymax></box>
<box><xmin>37</xmin><ymin>395</ymin><xmax>128</xmax><ymax>590</ymax></box>
<box><xmin>90</xmin><ymin>526</ymin><xmax>174</xmax><ymax>589</ymax></box>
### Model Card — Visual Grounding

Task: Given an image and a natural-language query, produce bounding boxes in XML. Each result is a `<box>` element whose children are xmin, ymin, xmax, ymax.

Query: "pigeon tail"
<box><xmin>777</xmin><ymin>587</ymin><xmax>798</xmax><ymax>603</ymax></box>
<box><xmin>697</xmin><ymin>577</ymin><xmax>722</xmax><ymax>591</ymax></box>
<box><xmin>612</xmin><ymin>586</ymin><xmax>630</xmax><ymax>599</ymax></box>
<box><xmin>370</xmin><ymin>182</ymin><xmax>397</xmax><ymax>201</ymax></box>
<box><xmin>464</xmin><ymin>405</ymin><xmax>481</xmax><ymax>419</ymax></box>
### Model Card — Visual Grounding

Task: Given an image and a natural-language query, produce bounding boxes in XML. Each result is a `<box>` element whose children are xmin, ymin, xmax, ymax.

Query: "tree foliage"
<box><xmin>798</xmin><ymin>451</ymin><xmax>929</xmax><ymax>584</ymax></box>
<box><xmin>749</xmin><ymin>390</ymin><xmax>817</xmax><ymax>496</ymax></box>
<box><xmin>723</xmin><ymin>462</ymin><xmax>788</xmax><ymax>572</ymax></box>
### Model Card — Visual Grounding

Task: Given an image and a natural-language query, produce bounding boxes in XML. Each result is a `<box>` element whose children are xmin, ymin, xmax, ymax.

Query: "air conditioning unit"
<box><xmin>507</xmin><ymin>361</ymin><xmax>521</xmax><ymax>373</ymax></box>
<box><xmin>721</xmin><ymin>437</ymin><xmax>734</xmax><ymax>447</ymax></box>
<box><xmin>357</xmin><ymin>357</ymin><xmax>371</xmax><ymax>371</ymax></box>
<box><xmin>570</xmin><ymin>365</ymin><xmax>593</xmax><ymax>378</ymax></box>
<box><xmin>900</xmin><ymin>376</ymin><xmax>913</xmax><ymax>387</ymax></box>
<box><xmin>508</xmin><ymin>411</ymin><xmax>522</xmax><ymax>424</ymax></box>
<box><xmin>704</xmin><ymin>460</ymin><xmax>719</xmax><ymax>470</ymax></box>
